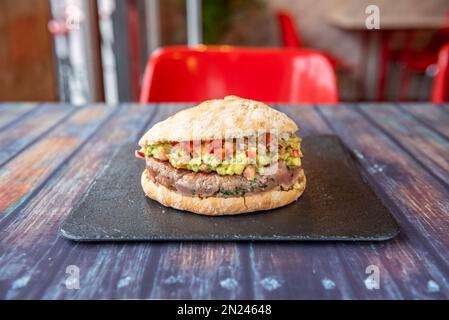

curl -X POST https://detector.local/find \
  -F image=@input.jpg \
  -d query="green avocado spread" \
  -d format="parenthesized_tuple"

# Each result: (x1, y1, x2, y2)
(142, 134, 302, 175)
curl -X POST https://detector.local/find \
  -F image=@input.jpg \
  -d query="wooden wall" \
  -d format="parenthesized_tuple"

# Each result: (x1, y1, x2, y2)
(0, 0, 57, 102)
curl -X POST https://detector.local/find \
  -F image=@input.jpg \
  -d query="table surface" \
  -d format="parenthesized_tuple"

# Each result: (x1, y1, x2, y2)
(0, 103, 448, 300)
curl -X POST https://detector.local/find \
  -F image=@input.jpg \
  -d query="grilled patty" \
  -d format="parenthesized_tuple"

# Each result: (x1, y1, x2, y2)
(145, 157, 303, 198)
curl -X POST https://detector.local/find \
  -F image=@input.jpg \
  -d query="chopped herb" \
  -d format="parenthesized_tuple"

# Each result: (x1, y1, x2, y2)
(234, 187, 245, 195)
(218, 188, 233, 196)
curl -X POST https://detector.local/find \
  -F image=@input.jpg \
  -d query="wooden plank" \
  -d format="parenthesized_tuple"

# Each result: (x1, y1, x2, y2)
(0, 104, 246, 299)
(147, 242, 247, 299)
(251, 105, 449, 299)
(0, 104, 77, 167)
(2, 103, 448, 299)
(400, 104, 449, 140)
(2, 104, 245, 299)
(276, 105, 334, 137)
(249, 243, 362, 299)
(0, 105, 116, 216)
(140, 105, 248, 300)
(0, 103, 156, 299)
(358, 104, 449, 187)
(0, 103, 37, 129)
(441, 105, 449, 114)
(249, 106, 420, 299)
(317, 105, 449, 298)
(247, 106, 362, 299)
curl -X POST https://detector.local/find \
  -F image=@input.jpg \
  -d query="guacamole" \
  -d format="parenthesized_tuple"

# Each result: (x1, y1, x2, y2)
(142, 134, 302, 175)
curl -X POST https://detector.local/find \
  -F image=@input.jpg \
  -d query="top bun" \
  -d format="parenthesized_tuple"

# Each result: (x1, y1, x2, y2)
(139, 96, 298, 147)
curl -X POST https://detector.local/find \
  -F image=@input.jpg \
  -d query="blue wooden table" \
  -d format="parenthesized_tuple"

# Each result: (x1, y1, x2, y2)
(0, 103, 448, 299)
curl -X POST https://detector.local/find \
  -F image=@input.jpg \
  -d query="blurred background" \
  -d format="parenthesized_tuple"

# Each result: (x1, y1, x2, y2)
(1, 0, 448, 104)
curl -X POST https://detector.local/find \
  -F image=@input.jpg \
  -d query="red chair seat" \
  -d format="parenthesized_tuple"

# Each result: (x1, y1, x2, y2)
(140, 46, 338, 104)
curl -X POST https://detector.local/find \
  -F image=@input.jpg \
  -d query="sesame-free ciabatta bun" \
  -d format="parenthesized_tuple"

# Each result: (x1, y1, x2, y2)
(141, 169, 306, 216)
(139, 95, 298, 147)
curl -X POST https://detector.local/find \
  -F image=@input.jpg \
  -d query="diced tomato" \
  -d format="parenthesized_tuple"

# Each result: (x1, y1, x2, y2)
(214, 148, 225, 161)
(266, 133, 271, 144)
(225, 144, 234, 156)
(243, 165, 256, 180)
(171, 141, 178, 147)
(246, 150, 256, 160)
(135, 150, 145, 159)
(212, 139, 223, 149)
(212, 139, 223, 154)
(203, 140, 214, 154)
(181, 141, 193, 153)
(292, 149, 300, 157)
(204, 139, 224, 154)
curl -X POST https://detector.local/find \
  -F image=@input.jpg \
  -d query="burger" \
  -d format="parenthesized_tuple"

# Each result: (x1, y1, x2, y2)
(136, 96, 306, 216)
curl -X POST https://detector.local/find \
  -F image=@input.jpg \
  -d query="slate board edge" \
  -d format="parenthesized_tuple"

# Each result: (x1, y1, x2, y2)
(59, 225, 399, 242)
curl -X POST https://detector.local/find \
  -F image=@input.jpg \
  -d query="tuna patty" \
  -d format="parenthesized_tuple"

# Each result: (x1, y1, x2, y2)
(145, 157, 303, 198)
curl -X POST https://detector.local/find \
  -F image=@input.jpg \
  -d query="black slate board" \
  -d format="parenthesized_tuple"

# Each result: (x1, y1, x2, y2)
(60, 135, 399, 241)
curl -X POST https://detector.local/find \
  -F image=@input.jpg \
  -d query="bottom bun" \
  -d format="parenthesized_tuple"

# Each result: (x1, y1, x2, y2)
(141, 169, 306, 216)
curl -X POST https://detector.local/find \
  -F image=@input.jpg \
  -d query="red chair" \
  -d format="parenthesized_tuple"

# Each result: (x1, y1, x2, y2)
(432, 42, 449, 103)
(140, 46, 338, 104)
(397, 11, 449, 100)
(276, 11, 351, 71)
(277, 11, 302, 48)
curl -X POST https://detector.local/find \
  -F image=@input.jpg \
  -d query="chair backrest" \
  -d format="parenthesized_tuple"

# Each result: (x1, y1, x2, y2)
(277, 11, 302, 48)
(432, 42, 449, 103)
(429, 10, 449, 50)
(140, 46, 338, 104)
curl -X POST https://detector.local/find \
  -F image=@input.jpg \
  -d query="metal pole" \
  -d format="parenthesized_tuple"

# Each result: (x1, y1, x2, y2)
(111, 0, 132, 102)
(49, 0, 98, 104)
(97, 0, 119, 104)
(145, 0, 160, 54)
(186, 0, 202, 46)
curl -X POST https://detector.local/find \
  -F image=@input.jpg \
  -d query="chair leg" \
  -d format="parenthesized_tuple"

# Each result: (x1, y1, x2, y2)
(377, 31, 391, 101)
(398, 66, 411, 101)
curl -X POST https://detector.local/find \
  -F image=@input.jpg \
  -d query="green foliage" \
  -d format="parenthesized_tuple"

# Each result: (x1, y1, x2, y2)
(202, 0, 232, 44)
(202, 0, 263, 44)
